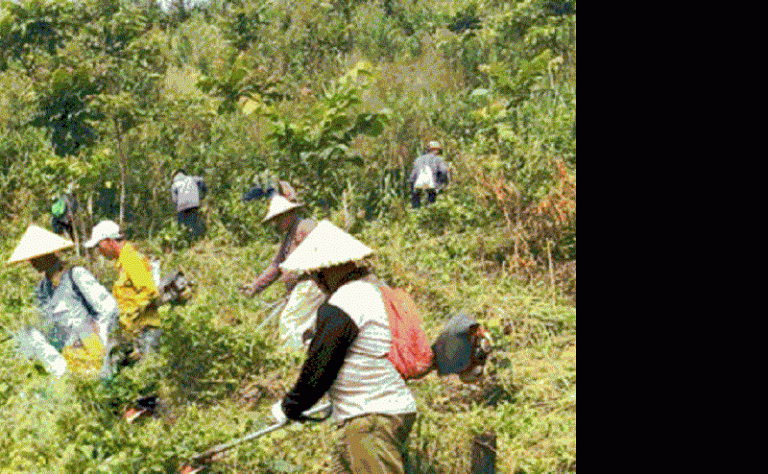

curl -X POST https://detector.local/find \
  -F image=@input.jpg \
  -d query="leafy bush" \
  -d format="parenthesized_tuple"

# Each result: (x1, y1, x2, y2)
(1, 1, 575, 471)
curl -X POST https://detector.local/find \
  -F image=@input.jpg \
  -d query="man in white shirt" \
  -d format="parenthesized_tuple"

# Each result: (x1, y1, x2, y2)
(409, 141, 449, 208)
(171, 169, 207, 239)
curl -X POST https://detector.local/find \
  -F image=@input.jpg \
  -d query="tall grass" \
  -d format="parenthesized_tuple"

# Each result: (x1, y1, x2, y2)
(1, 0, 575, 471)
(0, 210, 575, 473)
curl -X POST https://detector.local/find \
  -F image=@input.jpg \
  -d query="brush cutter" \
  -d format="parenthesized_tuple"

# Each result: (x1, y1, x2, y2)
(157, 270, 195, 306)
(432, 313, 494, 383)
(179, 401, 331, 473)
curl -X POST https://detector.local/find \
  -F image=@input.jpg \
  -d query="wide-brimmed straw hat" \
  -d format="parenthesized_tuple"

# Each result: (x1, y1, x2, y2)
(279, 220, 373, 273)
(7, 225, 74, 264)
(263, 195, 302, 223)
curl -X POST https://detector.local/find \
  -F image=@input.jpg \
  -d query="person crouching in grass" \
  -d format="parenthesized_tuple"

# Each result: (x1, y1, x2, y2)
(85, 220, 160, 365)
(7, 225, 119, 379)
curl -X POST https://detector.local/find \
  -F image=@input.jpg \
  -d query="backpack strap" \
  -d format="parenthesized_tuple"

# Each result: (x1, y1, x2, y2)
(69, 267, 97, 317)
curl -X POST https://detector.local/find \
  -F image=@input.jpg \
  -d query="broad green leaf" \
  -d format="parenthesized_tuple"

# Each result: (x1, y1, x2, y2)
(50, 69, 70, 93)
(239, 96, 261, 116)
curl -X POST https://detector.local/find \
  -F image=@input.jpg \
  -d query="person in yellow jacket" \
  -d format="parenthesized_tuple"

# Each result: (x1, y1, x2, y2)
(86, 220, 160, 363)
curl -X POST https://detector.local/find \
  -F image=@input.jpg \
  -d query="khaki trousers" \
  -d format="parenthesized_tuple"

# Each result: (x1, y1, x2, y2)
(331, 413, 416, 474)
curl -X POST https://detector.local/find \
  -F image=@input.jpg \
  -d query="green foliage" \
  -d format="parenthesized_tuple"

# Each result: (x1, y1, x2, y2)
(196, 54, 285, 113)
(31, 64, 101, 156)
(447, 3, 482, 35)
(214, 190, 271, 246)
(1, 1, 575, 471)
(224, 2, 269, 51)
(253, 61, 390, 208)
(0, 0, 79, 70)
(154, 219, 191, 251)
(0, 127, 57, 218)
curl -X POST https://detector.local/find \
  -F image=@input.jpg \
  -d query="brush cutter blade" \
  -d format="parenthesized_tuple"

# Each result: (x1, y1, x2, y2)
(433, 313, 480, 375)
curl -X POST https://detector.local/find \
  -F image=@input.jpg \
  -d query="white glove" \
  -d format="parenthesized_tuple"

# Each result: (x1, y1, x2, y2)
(271, 401, 288, 425)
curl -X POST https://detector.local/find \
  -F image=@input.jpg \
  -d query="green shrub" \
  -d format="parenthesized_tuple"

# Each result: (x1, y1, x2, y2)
(1, 1, 575, 471)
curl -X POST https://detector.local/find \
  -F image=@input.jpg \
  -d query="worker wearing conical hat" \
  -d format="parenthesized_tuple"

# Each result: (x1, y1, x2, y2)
(271, 220, 417, 474)
(7, 225, 119, 379)
(241, 195, 324, 350)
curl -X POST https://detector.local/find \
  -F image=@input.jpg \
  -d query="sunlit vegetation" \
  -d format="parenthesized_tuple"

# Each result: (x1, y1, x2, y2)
(1, 0, 575, 472)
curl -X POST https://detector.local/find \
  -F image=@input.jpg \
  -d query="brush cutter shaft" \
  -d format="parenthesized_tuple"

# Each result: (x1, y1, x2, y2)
(255, 297, 287, 332)
(192, 401, 331, 462)
(194, 421, 287, 461)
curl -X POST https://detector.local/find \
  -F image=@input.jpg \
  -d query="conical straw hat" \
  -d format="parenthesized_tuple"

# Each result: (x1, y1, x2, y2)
(7, 225, 74, 264)
(279, 220, 373, 273)
(263, 195, 302, 223)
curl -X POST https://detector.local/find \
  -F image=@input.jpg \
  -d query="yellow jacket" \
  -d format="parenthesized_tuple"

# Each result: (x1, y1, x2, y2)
(113, 243, 159, 336)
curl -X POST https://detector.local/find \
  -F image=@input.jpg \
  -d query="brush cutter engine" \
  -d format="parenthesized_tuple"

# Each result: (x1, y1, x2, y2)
(432, 313, 494, 383)
(158, 270, 194, 306)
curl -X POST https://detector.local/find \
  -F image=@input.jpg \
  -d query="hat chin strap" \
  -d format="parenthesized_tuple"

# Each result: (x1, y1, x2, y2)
(40, 257, 64, 279)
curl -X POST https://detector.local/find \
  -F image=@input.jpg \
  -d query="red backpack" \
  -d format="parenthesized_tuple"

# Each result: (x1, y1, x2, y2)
(379, 285, 434, 380)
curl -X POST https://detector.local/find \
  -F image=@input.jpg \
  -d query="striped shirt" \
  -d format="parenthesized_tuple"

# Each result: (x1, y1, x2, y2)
(327, 280, 416, 422)
(282, 279, 416, 423)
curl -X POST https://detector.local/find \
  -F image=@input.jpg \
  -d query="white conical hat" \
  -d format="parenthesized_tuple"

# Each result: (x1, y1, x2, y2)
(280, 220, 373, 273)
(7, 225, 74, 264)
(263, 195, 302, 223)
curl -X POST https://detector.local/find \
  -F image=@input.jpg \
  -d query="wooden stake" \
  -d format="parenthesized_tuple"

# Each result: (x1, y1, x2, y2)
(548, 239, 555, 287)
(471, 431, 496, 474)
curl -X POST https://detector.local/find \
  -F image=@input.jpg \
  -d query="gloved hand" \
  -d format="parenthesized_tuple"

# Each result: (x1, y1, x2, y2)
(271, 401, 288, 425)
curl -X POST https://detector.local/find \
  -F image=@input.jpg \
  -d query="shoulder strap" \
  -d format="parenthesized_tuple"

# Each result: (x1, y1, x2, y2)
(69, 267, 97, 317)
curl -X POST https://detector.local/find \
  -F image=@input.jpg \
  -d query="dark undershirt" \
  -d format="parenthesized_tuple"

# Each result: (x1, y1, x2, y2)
(282, 303, 359, 420)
